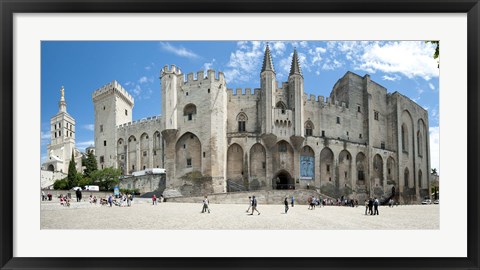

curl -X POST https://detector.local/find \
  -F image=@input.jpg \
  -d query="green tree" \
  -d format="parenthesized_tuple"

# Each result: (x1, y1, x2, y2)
(67, 151, 78, 189)
(53, 178, 68, 190)
(78, 176, 93, 188)
(82, 151, 98, 179)
(425, 41, 439, 67)
(90, 167, 122, 191)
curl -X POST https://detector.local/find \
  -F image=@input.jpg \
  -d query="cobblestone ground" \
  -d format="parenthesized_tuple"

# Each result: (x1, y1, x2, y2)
(41, 199, 439, 230)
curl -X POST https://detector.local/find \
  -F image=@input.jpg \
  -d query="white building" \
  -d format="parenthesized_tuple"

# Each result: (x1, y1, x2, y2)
(42, 86, 83, 174)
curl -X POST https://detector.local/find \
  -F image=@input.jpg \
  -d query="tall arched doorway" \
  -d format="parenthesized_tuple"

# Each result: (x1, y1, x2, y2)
(227, 143, 244, 183)
(175, 132, 202, 177)
(273, 170, 294, 190)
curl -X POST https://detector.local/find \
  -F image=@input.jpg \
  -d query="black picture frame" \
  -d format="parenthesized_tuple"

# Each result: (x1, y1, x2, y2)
(1, 1, 479, 269)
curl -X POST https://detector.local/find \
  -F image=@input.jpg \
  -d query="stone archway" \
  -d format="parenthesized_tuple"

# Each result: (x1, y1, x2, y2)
(273, 170, 294, 190)
(175, 132, 202, 178)
(227, 143, 244, 184)
(47, 164, 54, 172)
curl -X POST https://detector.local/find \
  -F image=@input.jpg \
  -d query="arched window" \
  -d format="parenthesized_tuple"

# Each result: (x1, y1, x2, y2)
(418, 170, 423, 188)
(276, 101, 287, 114)
(278, 141, 288, 152)
(401, 124, 408, 152)
(417, 131, 423, 157)
(183, 104, 197, 121)
(404, 167, 410, 188)
(237, 113, 247, 132)
(304, 120, 314, 136)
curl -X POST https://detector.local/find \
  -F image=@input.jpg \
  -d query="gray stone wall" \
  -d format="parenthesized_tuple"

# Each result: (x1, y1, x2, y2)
(119, 174, 166, 195)
(93, 81, 133, 170)
(92, 57, 429, 204)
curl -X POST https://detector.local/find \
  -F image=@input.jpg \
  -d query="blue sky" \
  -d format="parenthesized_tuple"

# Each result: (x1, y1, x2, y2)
(41, 41, 439, 171)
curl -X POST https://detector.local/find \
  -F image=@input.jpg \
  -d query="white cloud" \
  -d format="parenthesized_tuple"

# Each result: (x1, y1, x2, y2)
(322, 59, 342, 71)
(76, 141, 95, 152)
(132, 85, 142, 96)
(292, 41, 309, 48)
(144, 62, 155, 71)
(271, 41, 286, 56)
(41, 131, 50, 140)
(203, 59, 215, 71)
(160, 42, 199, 59)
(224, 41, 265, 84)
(138, 76, 153, 84)
(382, 74, 401, 81)
(309, 47, 326, 65)
(278, 56, 291, 79)
(223, 68, 249, 83)
(429, 83, 435, 90)
(83, 124, 94, 131)
(357, 41, 439, 80)
(322, 41, 438, 81)
(429, 126, 440, 173)
(138, 76, 148, 84)
(227, 42, 263, 73)
(430, 107, 439, 123)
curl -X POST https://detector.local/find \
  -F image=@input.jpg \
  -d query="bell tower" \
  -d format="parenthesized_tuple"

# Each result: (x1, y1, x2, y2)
(43, 86, 79, 173)
(260, 44, 276, 134)
(288, 49, 305, 136)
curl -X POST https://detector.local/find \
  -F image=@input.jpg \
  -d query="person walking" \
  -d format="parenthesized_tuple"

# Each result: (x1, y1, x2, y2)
(368, 198, 374, 215)
(307, 196, 313, 210)
(250, 195, 260, 215)
(364, 199, 368, 215)
(108, 195, 113, 207)
(126, 194, 131, 207)
(75, 188, 82, 202)
(201, 196, 210, 213)
(246, 196, 252, 213)
(152, 194, 157, 205)
(284, 197, 289, 214)
(291, 196, 295, 207)
(373, 197, 379, 215)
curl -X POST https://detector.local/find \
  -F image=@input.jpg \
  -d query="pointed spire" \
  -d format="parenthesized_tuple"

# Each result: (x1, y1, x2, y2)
(289, 48, 302, 76)
(60, 86, 65, 100)
(261, 43, 275, 73)
(59, 85, 67, 113)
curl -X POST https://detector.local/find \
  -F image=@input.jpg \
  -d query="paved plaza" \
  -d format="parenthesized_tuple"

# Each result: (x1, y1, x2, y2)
(41, 199, 439, 230)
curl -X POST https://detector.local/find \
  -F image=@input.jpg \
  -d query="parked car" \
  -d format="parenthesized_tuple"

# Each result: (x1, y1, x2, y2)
(433, 199, 439, 204)
(84, 185, 99, 191)
(71, 186, 82, 191)
(421, 199, 432, 204)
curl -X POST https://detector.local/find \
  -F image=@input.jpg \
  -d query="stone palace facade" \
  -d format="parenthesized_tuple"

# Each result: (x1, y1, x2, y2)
(92, 45, 430, 203)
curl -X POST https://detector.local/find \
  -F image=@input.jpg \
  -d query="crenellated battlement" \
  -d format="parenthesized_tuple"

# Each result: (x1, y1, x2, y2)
(116, 115, 162, 129)
(301, 92, 351, 111)
(92, 80, 134, 105)
(227, 87, 261, 97)
(182, 69, 225, 84)
(161, 64, 183, 77)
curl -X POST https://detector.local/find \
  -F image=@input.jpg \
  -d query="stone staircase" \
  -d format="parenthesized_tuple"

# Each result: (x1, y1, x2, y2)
(226, 179, 247, 192)
(166, 188, 334, 205)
